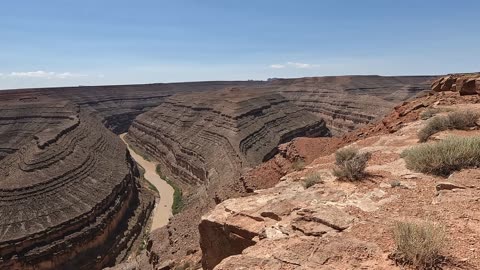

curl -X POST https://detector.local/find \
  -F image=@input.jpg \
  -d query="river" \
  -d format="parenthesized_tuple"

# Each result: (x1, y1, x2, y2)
(120, 133, 174, 231)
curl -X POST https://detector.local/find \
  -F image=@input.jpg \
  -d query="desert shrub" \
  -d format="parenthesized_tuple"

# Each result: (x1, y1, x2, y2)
(390, 179, 401, 188)
(403, 136, 480, 176)
(446, 111, 478, 129)
(418, 111, 478, 142)
(335, 147, 358, 164)
(303, 172, 322, 188)
(333, 148, 370, 181)
(392, 221, 445, 269)
(292, 158, 306, 171)
(419, 108, 441, 120)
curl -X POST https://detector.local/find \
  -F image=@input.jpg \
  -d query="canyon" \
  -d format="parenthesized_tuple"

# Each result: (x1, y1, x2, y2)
(0, 75, 434, 269)
(0, 95, 154, 269)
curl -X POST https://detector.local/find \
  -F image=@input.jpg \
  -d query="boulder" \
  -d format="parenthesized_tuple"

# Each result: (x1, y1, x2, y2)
(459, 78, 478, 95)
(440, 76, 455, 91)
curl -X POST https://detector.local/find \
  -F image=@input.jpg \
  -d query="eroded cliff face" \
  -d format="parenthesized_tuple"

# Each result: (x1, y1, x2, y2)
(0, 95, 154, 269)
(125, 87, 331, 267)
(275, 75, 433, 135)
(2, 81, 265, 134)
(128, 87, 330, 191)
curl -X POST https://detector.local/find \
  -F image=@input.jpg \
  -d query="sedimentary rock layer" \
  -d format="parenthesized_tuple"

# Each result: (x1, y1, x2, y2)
(128, 87, 330, 192)
(274, 75, 433, 134)
(0, 96, 154, 269)
(1, 81, 264, 134)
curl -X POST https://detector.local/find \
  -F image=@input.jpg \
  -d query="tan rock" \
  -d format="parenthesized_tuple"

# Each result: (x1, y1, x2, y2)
(436, 181, 466, 191)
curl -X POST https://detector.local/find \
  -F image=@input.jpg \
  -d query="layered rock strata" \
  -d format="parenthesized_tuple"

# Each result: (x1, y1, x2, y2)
(274, 75, 433, 134)
(128, 87, 330, 193)
(0, 96, 154, 269)
(126, 87, 331, 267)
(1, 81, 264, 134)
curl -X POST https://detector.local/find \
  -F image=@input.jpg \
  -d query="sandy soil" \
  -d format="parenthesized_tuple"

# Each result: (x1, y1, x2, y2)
(120, 133, 174, 231)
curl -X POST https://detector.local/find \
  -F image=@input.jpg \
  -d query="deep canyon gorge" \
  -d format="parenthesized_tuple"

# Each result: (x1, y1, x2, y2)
(0, 75, 435, 269)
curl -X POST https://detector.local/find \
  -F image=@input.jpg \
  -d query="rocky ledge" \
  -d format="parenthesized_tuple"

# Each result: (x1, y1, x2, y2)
(0, 95, 154, 269)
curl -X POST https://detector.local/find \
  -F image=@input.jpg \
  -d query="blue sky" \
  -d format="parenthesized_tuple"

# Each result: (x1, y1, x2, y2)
(1, 0, 479, 89)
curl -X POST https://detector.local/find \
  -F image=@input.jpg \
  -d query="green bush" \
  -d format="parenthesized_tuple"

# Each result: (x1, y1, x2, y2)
(333, 148, 370, 181)
(392, 221, 445, 269)
(303, 172, 322, 188)
(418, 111, 478, 142)
(403, 136, 480, 176)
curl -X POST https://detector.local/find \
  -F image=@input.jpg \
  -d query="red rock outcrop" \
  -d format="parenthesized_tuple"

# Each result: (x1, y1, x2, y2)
(431, 73, 480, 95)
(0, 95, 154, 269)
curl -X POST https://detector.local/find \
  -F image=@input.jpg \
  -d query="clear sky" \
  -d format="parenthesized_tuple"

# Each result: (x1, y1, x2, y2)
(1, 0, 479, 89)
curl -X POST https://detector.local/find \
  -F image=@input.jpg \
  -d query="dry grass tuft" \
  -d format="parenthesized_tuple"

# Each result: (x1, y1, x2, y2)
(392, 221, 445, 269)
(302, 172, 322, 188)
(333, 148, 370, 181)
(419, 108, 441, 120)
(418, 111, 478, 142)
(402, 136, 480, 176)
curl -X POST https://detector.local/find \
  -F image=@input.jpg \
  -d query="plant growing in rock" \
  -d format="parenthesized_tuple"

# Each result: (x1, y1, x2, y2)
(302, 172, 323, 188)
(292, 158, 306, 171)
(333, 147, 370, 181)
(392, 221, 445, 269)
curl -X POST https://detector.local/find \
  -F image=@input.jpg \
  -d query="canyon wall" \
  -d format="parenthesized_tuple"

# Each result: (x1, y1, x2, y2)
(127, 87, 330, 192)
(275, 75, 433, 134)
(0, 95, 154, 269)
(125, 87, 331, 267)
(1, 81, 264, 134)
